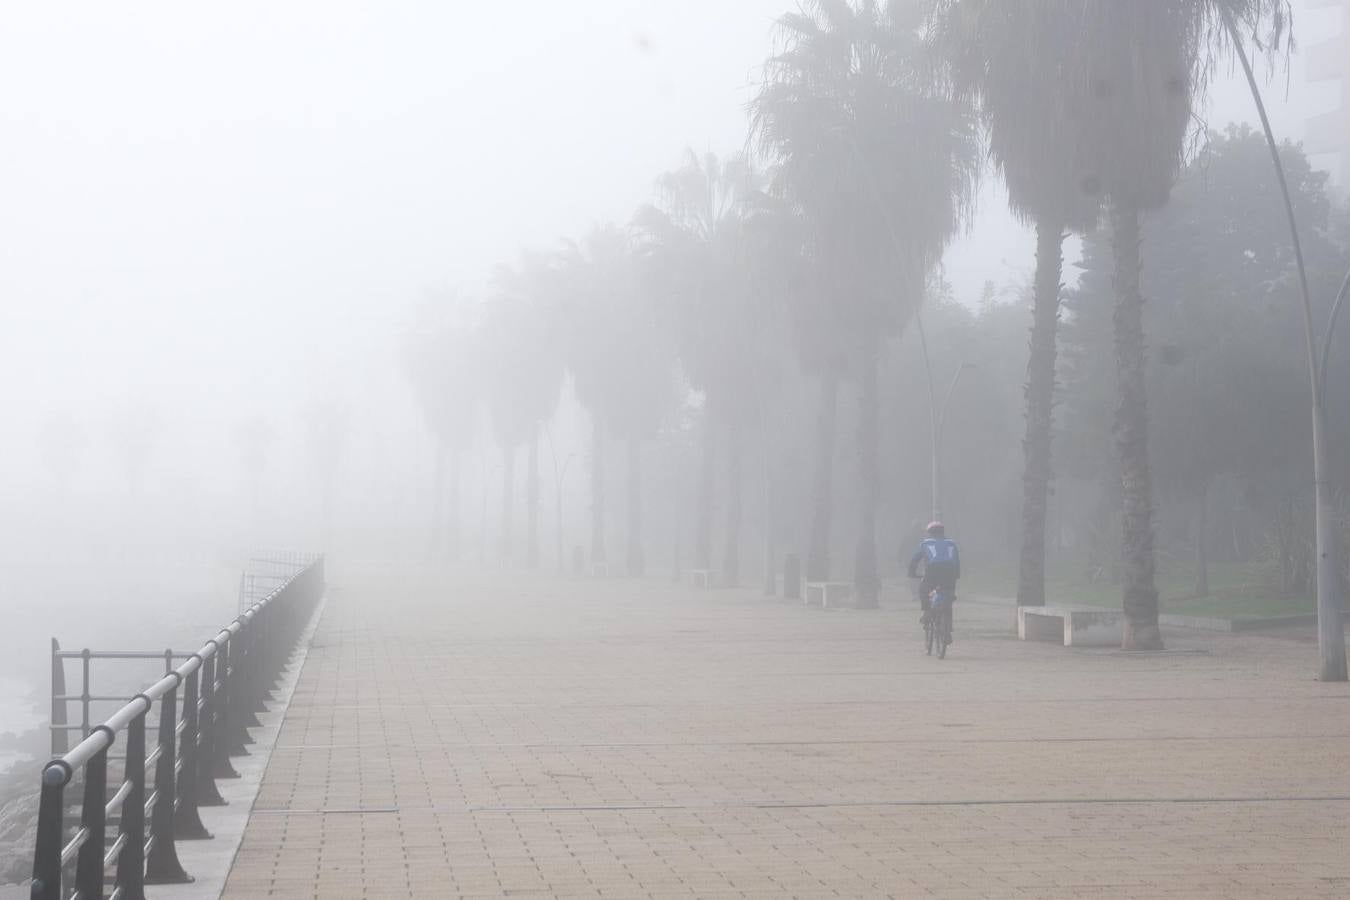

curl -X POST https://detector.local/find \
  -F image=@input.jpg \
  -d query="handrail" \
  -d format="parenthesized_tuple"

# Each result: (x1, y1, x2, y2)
(30, 555, 325, 900)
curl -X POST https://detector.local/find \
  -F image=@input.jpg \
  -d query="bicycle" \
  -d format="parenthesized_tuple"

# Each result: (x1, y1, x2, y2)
(924, 587, 953, 659)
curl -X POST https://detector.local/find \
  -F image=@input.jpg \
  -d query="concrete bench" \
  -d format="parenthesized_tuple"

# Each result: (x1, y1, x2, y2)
(689, 569, 714, 590)
(1018, 605, 1123, 647)
(805, 581, 853, 609)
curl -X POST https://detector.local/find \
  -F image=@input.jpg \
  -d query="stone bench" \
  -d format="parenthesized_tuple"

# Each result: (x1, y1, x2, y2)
(1018, 605, 1123, 648)
(689, 569, 714, 590)
(805, 581, 853, 609)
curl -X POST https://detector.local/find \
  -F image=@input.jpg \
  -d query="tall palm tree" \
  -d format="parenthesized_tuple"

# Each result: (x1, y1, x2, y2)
(485, 252, 566, 567)
(753, 0, 978, 607)
(560, 226, 677, 576)
(1063, 0, 1290, 649)
(936, 0, 1103, 609)
(404, 304, 480, 560)
(636, 150, 764, 586)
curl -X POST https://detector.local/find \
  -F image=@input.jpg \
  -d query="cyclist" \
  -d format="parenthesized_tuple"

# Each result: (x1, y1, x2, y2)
(906, 521, 961, 629)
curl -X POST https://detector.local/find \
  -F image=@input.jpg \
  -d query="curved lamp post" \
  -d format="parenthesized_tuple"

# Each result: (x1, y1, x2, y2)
(1223, 10, 1348, 681)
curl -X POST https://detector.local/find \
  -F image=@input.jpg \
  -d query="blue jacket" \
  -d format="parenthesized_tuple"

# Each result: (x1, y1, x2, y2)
(908, 538, 961, 579)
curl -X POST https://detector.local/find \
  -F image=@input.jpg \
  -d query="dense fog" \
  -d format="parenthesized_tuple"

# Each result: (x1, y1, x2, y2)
(2, 0, 1350, 886)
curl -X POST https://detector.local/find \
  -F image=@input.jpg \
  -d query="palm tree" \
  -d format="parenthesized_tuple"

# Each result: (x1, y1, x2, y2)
(636, 150, 764, 586)
(560, 226, 677, 576)
(486, 253, 566, 567)
(753, 0, 978, 607)
(404, 302, 480, 560)
(1061, 0, 1290, 649)
(936, 0, 1103, 609)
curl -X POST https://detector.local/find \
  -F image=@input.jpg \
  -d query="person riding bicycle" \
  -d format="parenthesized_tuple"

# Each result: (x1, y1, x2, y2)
(907, 521, 960, 626)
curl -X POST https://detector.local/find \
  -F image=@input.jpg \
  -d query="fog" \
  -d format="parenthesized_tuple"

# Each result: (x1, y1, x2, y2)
(2, 0, 1350, 881)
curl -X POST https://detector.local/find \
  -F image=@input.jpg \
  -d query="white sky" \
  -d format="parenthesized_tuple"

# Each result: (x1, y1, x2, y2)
(0, 0, 1343, 490)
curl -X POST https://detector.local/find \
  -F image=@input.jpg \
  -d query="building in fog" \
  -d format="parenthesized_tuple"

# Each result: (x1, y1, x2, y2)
(1306, 0, 1350, 186)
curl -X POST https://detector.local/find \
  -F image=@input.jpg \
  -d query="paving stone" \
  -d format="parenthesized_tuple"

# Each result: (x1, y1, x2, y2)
(223, 571, 1350, 898)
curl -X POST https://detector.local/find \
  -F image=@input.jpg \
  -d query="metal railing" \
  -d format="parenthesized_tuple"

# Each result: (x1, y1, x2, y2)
(29, 556, 325, 900)
(49, 644, 192, 758)
(238, 552, 320, 613)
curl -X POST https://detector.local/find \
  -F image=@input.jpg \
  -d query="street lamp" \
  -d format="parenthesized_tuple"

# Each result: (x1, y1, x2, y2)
(1224, 9, 1348, 681)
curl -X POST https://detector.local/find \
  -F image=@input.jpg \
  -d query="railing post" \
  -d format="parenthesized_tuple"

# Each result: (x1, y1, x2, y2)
(80, 648, 92, 744)
(244, 608, 269, 716)
(228, 624, 259, 744)
(175, 665, 215, 835)
(116, 707, 148, 900)
(50, 639, 67, 756)
(74, 734, 110, 899)
(146, 676, 192, 882)
(196, 654, 229, 807)
(237, 615, 264, 728)
(30, 764, 68, 900)
(212, 641, 242, 778)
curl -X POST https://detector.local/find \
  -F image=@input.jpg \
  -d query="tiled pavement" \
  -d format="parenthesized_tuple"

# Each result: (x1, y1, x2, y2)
(222, 570, 1350, 898)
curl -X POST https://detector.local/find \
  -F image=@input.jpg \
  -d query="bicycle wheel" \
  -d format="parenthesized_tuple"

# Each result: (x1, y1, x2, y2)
(936, 606, 951, 659)
(924, 613, 934, 656)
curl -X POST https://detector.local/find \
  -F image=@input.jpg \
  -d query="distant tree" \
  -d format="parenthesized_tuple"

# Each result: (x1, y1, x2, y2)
(753, 0, 978, 605)
(559, 226, 678, 576)
(404, 304, 480, 559)
(636, 150, 766, 585)
(485, 252, 566, 567)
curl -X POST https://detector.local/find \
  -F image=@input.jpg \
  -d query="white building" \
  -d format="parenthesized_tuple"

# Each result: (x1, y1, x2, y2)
(1306, 0, 1350, 186)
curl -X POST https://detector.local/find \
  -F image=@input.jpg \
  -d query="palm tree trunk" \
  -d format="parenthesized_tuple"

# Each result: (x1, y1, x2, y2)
(722, 421, 743, 587)
(696, 412, 716, 571)
(527, 433, 540, 569)
(627, 437, 644, 577)
(590, 413, 606, 567)
(501, 444, 516, 563)
(1111, 203, 1163, 650)
(807, 373, 839, 582)
(854, 348, 880, 609)
(1017, 219, 1065, 608)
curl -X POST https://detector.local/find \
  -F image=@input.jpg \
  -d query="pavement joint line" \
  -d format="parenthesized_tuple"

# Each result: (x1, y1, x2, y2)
(267, 733, 1350, 751)
(246, 795, 1350, 816)
(304, 695, 1350, 709)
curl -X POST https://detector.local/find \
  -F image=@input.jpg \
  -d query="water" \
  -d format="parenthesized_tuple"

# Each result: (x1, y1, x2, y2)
(0, 558, 243, 764)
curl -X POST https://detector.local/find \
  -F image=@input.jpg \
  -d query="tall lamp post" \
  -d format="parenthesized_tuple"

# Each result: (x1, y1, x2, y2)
(1223, 10, 1348, 681)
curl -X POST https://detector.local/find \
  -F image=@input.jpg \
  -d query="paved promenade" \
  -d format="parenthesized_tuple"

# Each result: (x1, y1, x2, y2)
(223, 571, 1350, 898)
